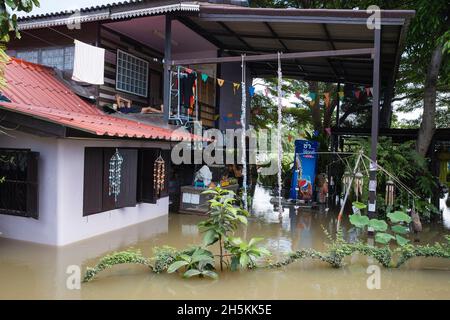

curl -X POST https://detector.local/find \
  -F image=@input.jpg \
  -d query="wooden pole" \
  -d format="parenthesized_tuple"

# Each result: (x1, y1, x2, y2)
(163, 15, 172, 122)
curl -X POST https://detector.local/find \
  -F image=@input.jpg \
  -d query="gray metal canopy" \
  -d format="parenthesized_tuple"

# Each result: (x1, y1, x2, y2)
(179, 4, 415, 86)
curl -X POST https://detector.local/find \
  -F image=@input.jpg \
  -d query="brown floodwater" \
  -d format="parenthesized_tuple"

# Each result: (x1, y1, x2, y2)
(1, 186, 449, 300)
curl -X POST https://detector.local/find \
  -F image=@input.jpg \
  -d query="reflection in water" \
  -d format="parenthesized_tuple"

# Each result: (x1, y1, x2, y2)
(0, 185, 449, 300)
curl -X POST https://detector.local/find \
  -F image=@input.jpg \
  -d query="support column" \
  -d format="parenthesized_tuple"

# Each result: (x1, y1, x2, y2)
(368, 28, 381, 223)
(163, 15, 172, 123)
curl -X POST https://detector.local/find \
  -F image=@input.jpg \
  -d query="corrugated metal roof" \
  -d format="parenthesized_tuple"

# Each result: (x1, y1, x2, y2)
(0, 58, 196, 141)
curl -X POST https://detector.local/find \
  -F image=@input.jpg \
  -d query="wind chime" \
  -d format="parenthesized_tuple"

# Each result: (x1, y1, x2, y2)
(342, 171, 352, 195)
(153, 154, 166, 198)
(385, 180, 395, 207)
(109, 148, 123, 202)
(354, 172, 364, 201)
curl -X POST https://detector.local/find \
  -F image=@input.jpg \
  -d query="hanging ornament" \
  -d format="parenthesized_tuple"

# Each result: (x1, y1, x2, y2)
(354, 172, 364, 201)
(201, 73, 209, 82)
(249, 86, 256, 97)
(385, 180, 395, 207)
(365, 87, 371, 96)
(153, 154, 166, 198)
(109, 148, 123, 202)
(217, 78, 225, 87)
(342, 171, 352, 195)
(233, 82, 240, 95)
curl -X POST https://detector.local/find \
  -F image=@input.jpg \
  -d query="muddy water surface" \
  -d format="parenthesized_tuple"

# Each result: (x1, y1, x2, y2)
(1, 187, 449, 299)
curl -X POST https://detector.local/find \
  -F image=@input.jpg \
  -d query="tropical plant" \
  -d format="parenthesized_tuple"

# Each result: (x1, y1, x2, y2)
(349, 209, 412, 246)
(83, 249, 151, 282)
(225, 237, 271, 270)
(198, 187, 249, 270)
(167, 246, 218, 279)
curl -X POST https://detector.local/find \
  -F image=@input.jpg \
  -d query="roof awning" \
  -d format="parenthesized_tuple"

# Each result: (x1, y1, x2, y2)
(178, 4, 415, 86)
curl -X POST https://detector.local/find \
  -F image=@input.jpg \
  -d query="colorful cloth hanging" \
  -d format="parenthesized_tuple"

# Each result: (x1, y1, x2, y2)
(249, 86, 255, 97)
(153, 155, 166, 198)
(324, 92, 330, 108)
(108, 148, 123, 202)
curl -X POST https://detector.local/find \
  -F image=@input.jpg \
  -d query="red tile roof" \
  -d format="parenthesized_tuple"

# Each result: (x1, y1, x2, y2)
(0, 58, 196, 141)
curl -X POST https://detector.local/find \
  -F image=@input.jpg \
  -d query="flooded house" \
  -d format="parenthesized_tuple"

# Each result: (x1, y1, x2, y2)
(0, 0, 415, 247)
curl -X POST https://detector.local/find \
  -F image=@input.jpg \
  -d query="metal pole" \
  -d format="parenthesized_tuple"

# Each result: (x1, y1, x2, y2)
(337, 151, 363, 229)
(163, 15, 172, 123)
(368, 27, 381, 225)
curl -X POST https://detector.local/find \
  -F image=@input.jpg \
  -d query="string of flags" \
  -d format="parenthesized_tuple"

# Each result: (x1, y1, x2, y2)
(177, 66, 373, 108)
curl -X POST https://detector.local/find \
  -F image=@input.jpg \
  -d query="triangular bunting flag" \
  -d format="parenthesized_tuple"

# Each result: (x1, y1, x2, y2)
(338, 91, 345, 100)
(325, 128, 332, 136)
(233, 82, 241, 95)
(217, 78, 225, 87)
(369, 87, 373, 95)
(249, 86, 255, 97)
(214, 114, 220, 120)
(201, 73, 208, 82)
(308, 92, 317, 101)
(264, 88, 269, 96)
(355, 89, 361, 99)
(235, 120, 241, 125)
(185, 68, 193, 74)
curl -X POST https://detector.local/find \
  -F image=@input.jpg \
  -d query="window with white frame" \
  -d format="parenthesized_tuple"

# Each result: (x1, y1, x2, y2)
(15, 46, 75, 70)
(116, 50, 149, 97)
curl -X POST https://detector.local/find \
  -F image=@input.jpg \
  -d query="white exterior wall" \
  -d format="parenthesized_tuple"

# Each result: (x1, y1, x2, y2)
(0, 131, 171, 246)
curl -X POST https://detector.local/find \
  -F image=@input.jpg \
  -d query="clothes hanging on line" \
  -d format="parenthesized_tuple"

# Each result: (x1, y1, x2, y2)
(72, 40, 105, 85)
(180, 72, 196, 108)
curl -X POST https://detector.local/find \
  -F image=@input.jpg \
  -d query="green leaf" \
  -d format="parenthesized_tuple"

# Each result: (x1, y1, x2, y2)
(368, 219, 388, 232)
(183, 269, 202, 278)
(391, 225, 410, 234)
(387, 211, 412, 224)
(352, 201, 367, 209)
(395, 234, 410, 247)
(237, 215, 248, 225)
(167, 260, 189, 273)
(201, 270, 219, 280)
(203, 229, 219, 246)
(228, 236, 242, 246)
(239, 253, 250, 268)
(248, 237, 264, 247)
(349, 214, 369, 228)
(375, 232, 395, 244)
